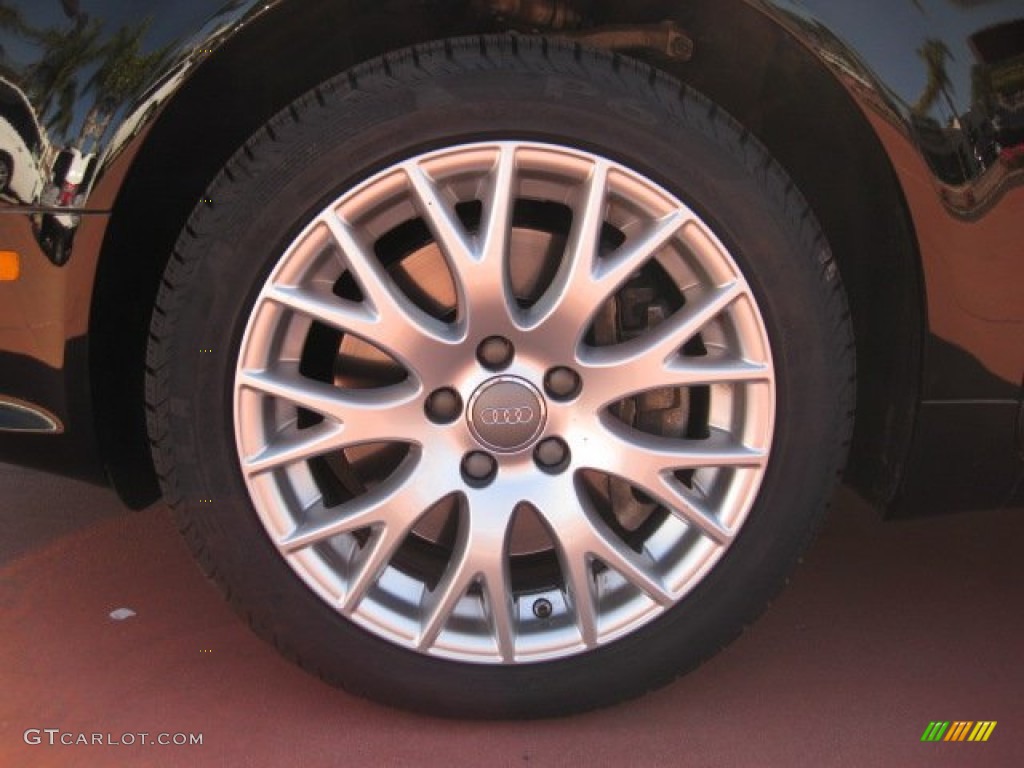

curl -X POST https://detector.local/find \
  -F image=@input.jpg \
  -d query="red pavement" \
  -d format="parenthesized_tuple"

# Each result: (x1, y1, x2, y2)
(1, 464, 1021, 767)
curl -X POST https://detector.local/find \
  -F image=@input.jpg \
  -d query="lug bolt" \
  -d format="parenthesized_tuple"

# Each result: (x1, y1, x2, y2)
(477, 336, 514, 370)
(534, 437, 569, 472)
(424, 387, 462, 424)
(532, 598, 553, 620)
(544, 366, 581, 400)
(461, 451, 497, 486)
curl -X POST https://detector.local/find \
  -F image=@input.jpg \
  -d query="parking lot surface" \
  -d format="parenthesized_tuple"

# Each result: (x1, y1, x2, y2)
(1, 463, 1021, 767)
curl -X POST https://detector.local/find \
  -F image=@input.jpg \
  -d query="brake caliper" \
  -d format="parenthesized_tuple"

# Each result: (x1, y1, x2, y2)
(592, 274, 692, 531)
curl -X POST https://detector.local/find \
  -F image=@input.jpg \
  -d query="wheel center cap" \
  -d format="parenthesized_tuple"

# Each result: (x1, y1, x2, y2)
(467, 376, 546, 453)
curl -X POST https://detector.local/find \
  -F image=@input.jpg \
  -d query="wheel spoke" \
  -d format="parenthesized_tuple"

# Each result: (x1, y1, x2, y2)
(478, 146, 516, 266)
(417, 551, 474, 654)
(263, 282, 448, 372)
(586, 422, 760, 545)
(602, 282, 744, 367)
(418, 504, 515, 660)
(315, 211, 458, 368)
(555, 496, 673, 608)
(647, 473, 734, 546)
(341, 523, 410, 612)
(565, 160, 610, 284)
(276, 457, 428, 553)
(596, 419, 767, 474)
(591, 209, 688, 301)
(580, 352, 770, 407)
(471, 145, 517, 321)
(405, 148, 519, 331)
(237, 365, 423, 446)
(483, 567, 516, 662)
(530, 479, 673, 642)
(594, 539, 674, 607)
(526, 179, 690, 346)
(404, 162, 475, 267)
(264, 283, 376, 338)
(661, 358, 770, 386)
(560, 550, 599, 647)
(280, 456, 464, 612)
(241, 420, 345, 476)
(524, 160, 609, 338)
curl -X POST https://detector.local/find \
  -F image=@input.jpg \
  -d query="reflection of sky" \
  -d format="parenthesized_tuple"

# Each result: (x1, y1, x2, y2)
(0, 0, 257, 145)
(3, 1, 212, 68)
(787, 0, 1024, 116)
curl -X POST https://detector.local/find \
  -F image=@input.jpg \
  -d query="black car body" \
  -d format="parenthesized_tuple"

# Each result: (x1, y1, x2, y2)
(0, 0, 1021, 716)
(1, 0, 1021, 513)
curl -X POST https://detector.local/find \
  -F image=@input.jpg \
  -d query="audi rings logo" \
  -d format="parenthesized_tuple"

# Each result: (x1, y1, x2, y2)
(468, 377, 546, 451)
(480, 406, 535, 426)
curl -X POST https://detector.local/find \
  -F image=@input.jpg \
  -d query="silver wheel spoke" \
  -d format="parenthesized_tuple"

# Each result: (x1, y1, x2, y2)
(278, 458, 453, 610)
(238, 366, 422, 446)
(478, 147, 517, 270)
(265, 283, 377, 339)
(405, 163, 475, 267)
(642, 472, 733, 546)
(524, 161, 609, 339)
(341, 523, 410, 612)
(586, 423, 763, 545)
(318, 211, 458, 369)
(418, 506, 516, 660)
(593, 210, 688, 292)
(596, 420, 767, 473)
(581, 353, 770, 405)
(277, 458, 440, 552)
(535, 482, 673, 619)
(575, 281, 749, 407)
(407, 149, 519, 330)
(528, 181, 689, 346)
(581, 522, 673, 607)
(263, 282, 452, 371)
(467, 146, 518, 325)
(242, 420, 345, 476)
(661, 358, 770, 386)
(561, 551, 600, 647)
(606, 282, 744, 368)
(514, 482, 597, 644)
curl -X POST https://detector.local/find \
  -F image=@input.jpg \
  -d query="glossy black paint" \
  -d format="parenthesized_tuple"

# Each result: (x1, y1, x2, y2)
(0, 0, 1021, 513)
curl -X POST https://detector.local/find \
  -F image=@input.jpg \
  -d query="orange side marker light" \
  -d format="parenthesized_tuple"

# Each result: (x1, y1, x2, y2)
(0, 251, 19, 281)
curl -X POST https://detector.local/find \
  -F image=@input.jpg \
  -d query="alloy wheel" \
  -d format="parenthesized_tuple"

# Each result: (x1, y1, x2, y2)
(232, 141, 775, 663)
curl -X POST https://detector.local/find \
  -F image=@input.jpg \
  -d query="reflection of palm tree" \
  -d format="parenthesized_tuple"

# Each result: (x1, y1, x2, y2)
(913, 38, 957, 118)
(0, 3, 32, 58)
(0, 3, 28, 34)
(25, 18, 102, 137)
(81, 19, 172, 146)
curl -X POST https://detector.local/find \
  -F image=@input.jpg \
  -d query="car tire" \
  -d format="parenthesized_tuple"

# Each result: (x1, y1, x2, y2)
(146, 35, 854, 718)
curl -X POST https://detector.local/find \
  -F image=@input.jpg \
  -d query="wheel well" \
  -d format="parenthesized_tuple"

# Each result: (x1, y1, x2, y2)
(91, 0, 921, 509)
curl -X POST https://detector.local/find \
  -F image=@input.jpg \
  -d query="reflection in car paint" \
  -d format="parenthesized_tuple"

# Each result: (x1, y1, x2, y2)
(0, 77, 48, 205)
(0, 2, 212, 264)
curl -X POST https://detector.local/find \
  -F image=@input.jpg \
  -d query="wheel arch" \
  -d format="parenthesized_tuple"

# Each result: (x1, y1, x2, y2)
(90, 0, 922, 510)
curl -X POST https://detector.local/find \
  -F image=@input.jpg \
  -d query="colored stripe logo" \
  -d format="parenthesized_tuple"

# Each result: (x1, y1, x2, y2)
(921, 721, 997, 742)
